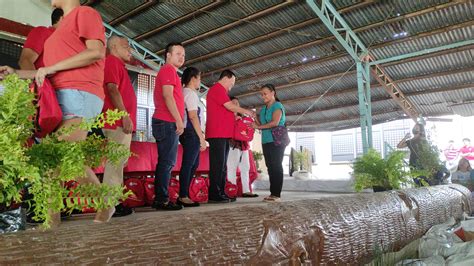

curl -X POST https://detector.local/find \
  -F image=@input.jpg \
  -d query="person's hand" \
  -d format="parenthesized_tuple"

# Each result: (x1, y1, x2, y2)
(252, 122, 260, 130)
(175, 120, 184, 135)
(199, 137, 207, 151)
(0, 66, 15, 80)
(243, 109, 256, 118)
(122, 115, 133, 134)
(35, 66, 56, 87)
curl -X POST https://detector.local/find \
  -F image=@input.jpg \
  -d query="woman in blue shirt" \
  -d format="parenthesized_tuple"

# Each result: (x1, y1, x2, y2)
(253, 84, 286, 202)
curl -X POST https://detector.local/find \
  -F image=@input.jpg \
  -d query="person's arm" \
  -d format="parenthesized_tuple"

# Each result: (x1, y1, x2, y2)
(256, 109, 282, 129)
(188, 110, 206, 150)
(163, 85, 184, 135)
(397, 133, 411, 148)
(18, 48, 39, 70)
(35, 39, 105, 86)
(0, 66, 37, 80)
(106, 83, 133, 134)
(223, 101, 254, 117)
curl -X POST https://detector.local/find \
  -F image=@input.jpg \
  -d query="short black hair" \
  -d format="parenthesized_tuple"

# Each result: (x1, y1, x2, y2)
(51, 8, 63, 25)
(164, 42, 183, 61)
(218, 69, 235, 80)
(463, 138, 471, 142)
(229, 96, 238, 101)
(181, 66, 200, 87)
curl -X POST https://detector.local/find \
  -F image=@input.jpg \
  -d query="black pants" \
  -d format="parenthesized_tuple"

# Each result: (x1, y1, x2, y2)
(263, 142, 285, 197)
(208, 138, 230, 200)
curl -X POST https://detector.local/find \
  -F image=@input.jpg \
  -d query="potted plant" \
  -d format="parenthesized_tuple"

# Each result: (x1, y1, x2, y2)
(291, 149, 312, 180)
(352, 149, 414, 192)
(0, 75, 131, 230)
(0, 75, 39, 233)
(252, 151, 263, 173)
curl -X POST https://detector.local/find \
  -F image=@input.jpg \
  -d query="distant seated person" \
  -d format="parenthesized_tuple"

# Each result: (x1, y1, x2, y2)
(451, 158, 474, 191)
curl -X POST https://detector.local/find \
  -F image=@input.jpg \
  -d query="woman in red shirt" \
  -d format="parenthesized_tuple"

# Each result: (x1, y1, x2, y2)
(1, 0, 108, 224)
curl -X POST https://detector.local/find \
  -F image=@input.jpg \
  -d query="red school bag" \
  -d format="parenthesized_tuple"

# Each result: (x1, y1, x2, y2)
(31, 78, 62, 138)
(233, 117, 255, 142)
(168, 177, 180, 203)
(189, 175, 209, 203)
(144, 178, 155, 206)
(123, 178, 146, 208)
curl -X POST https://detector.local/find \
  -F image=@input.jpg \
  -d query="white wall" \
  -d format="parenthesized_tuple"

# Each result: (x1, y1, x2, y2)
(0, 0, 51, 26)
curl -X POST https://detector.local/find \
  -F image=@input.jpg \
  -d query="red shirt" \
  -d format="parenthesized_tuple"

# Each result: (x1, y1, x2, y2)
(44, 6, 106, 99)
(205, 83, 234, 139)
(460, 145, 474, 160)
(23, 26, 55, 69)
(102, 54, 137, 131)
(152, 64, 184, 122)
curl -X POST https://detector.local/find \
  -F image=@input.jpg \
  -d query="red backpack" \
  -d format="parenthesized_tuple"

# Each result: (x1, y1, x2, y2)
(168, 178, 180, 203)
(123, 178, 146, 208)
(189, 176, 209, 203)
(144, 178, 155, 206)
(233, 117, 255, 142)
(31, 79, 62, 138)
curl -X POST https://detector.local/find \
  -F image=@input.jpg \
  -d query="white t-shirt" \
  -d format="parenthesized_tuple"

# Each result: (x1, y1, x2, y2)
(183, 87, 202, 129)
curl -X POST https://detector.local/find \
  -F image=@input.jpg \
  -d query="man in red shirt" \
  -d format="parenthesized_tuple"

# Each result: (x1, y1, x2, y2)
(101, 36, 137, 217)
(205, 70, 254, 203)
(460, 138, 474, 167)
(151, 42, 185, 211)
(19, 8, 63, 70)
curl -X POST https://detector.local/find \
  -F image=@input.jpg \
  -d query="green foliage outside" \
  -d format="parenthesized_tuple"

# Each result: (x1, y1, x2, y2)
(252, 151, 263, 172)
(0, 75, 131, 228)
(352, 149, 416, 192)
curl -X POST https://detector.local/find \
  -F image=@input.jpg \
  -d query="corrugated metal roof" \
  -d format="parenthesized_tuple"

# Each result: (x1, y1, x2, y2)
(89, 0, 474, 132)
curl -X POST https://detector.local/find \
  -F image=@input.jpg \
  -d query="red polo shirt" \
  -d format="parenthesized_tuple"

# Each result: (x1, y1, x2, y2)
(23, 26, 55, 69)
(152, 64, 184, 122)
(460, 145, 474, 160)
(205, 82, 234, 139)
(44, 6, 105, 99)
(102, 54, 137, 131)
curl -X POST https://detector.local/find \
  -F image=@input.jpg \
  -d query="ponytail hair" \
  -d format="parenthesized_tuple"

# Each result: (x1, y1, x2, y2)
(181, 66, 200, 87)
(262, 83, 280, 102)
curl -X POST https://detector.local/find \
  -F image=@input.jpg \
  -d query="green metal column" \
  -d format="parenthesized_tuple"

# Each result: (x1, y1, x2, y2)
(356, 62, 372, 153)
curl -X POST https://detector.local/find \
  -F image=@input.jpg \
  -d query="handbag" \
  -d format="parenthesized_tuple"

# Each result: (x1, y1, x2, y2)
(271, 126, 290, 147)
(264, 106, 290, 147)
(31, 79, 62, 138)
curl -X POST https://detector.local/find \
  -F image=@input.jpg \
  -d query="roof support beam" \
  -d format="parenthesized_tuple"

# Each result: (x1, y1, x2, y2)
(134, 1, 224, 42)
(202, 1, 463, 78)
(154, 1, 293, 55)
(185, 0, 373, 65)
(109, 0, 157, 26)
(285, 83, 474, 118)
(235, 20, 474, 85)
(370, 39, 474, 65)
(240, 46, 473, 105)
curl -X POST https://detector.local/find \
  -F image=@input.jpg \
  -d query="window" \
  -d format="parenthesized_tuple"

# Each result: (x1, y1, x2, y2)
(295, 132, 316, 163)
(331, 133, 354, 161)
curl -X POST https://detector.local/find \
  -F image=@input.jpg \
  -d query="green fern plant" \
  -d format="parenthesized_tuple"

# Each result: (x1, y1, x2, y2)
(352, 149, 415, 192)
(0, 75, 40, 208)
(1, 74, 131, 228)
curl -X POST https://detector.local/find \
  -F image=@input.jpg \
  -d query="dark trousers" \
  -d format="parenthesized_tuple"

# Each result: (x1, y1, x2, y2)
(262, 142, 286, 197)
(208, 138, 230, 200)
(152, 118, 179, 203)
(178, 128, 201, 198)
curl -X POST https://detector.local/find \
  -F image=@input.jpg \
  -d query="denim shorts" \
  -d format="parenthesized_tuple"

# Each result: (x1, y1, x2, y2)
(56, 89, 104, 120)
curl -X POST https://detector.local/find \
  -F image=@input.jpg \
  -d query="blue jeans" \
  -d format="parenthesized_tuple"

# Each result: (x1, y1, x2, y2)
(152, 118, 179, 204)
(178, 128, 201, 198)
